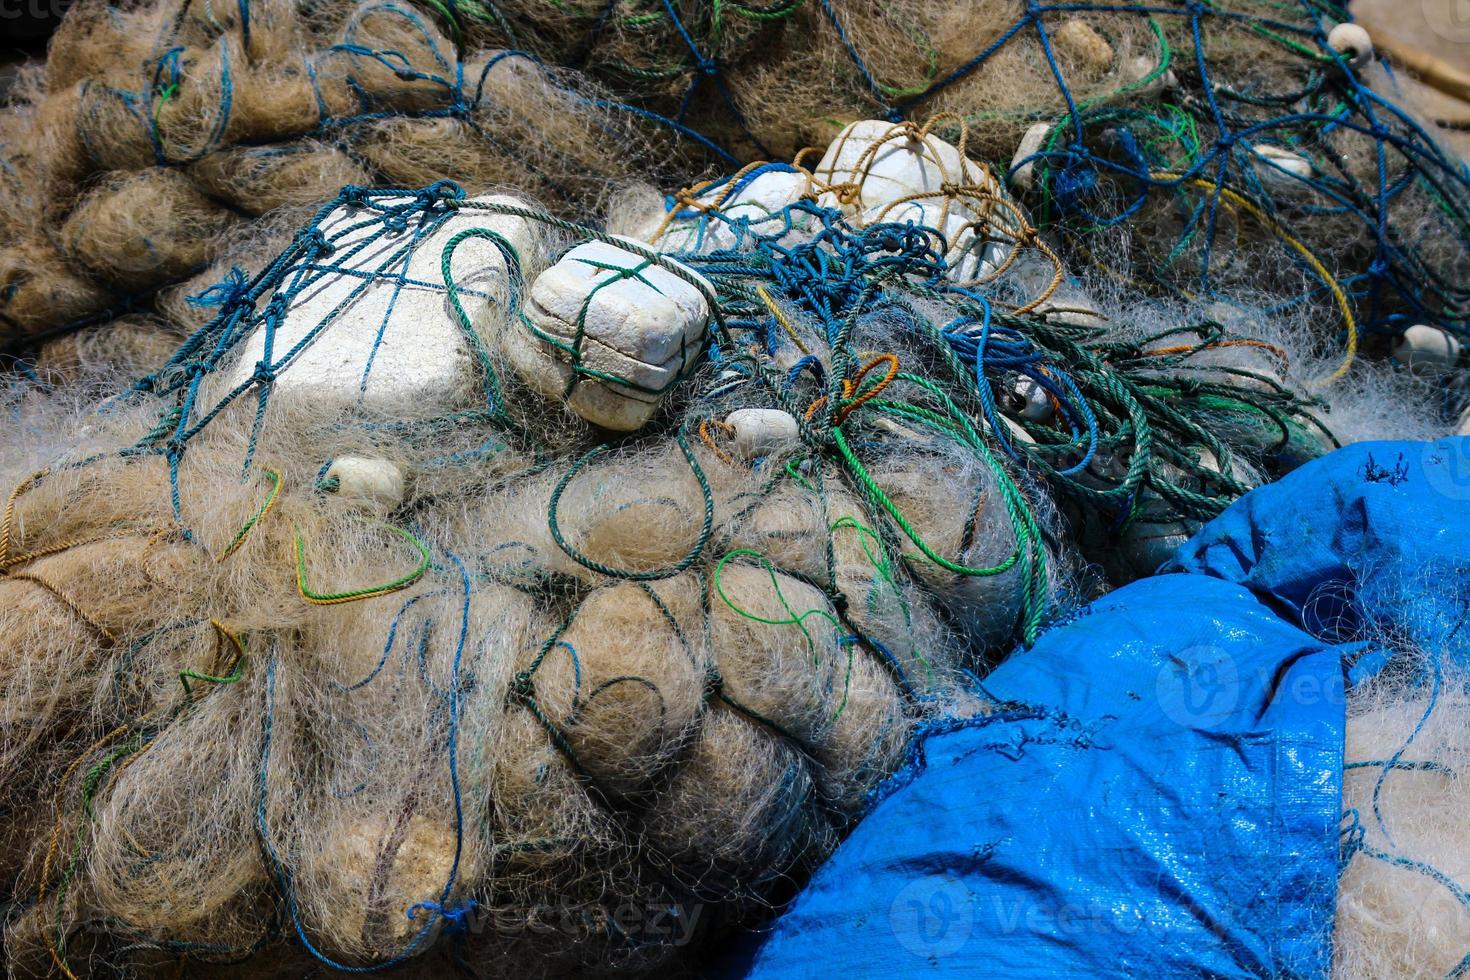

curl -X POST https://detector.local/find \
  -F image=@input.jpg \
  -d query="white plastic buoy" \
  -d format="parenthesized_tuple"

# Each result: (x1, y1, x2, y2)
(508, 239, 712, 431)
(1009, 122, 1053, 193)
(1011, 377, 1054, 422)
(1192, 447, 1259, 492)
(874, 416, 935, 445)
(725, 408, 801, 459)
(227, 194, 539, 417)
(1393, 324, 1462, 377)
(1253, 143, 1313, 184)
(999, 416, 1036, 446)
(324, 457, 407, 513)
(814, 119, 1001, 212)
(1327, 22, 1374, 70)
(814, 119, 1016, 282)
(1194, 448, 1227, 481)
(861, 199, 1009, 281)
(656, 168, 812, 254)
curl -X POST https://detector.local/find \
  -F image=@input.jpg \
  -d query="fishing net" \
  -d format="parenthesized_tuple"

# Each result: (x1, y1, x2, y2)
(3, 0, 1468, 411)
(452, 0, 1470, 368)
(0, 0, 1467, 974)
(0, 0, 684, 352)
(1338, 653, 1470, 977)
(0, 106, 1441, 970)
(1302, 557, 1470, 977)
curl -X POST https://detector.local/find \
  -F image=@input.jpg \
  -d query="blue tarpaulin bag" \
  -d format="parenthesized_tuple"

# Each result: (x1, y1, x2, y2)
(739, 438, 1470, 978)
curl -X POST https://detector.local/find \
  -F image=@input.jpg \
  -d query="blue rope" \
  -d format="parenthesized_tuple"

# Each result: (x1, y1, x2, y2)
(256, 552, 474, 973)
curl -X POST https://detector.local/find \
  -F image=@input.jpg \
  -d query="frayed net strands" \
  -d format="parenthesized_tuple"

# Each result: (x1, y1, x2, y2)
(0, 103, 1441, 972)
(0, 0, 687, 358)
(2, 0, 1468, 399)
(1287, 562, 1470, 978)
(449, 0, 1470, 384)
(0, 180, 954, 978)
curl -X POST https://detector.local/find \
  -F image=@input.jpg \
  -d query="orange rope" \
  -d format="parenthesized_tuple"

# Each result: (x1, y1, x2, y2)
(697, 418, 738, 465)
(806, 354, 901, 424)
(1140, 338, 1291, 370)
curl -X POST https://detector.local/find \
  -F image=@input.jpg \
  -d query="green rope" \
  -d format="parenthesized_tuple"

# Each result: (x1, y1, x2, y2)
(293, 524, 432, 604)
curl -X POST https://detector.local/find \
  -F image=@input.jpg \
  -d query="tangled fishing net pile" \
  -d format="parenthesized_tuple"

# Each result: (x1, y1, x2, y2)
(0, 0, 684, 363)
(3, 0, 1470, 391)
(0, 0, 1469, 976)
(0, 121, 1446, 976)
(475, 0, 1470, 355)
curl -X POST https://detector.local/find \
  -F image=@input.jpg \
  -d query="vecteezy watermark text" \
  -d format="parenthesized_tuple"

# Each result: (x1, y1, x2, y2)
(465, 899, 705, 946)
(0, 0, 73, 19)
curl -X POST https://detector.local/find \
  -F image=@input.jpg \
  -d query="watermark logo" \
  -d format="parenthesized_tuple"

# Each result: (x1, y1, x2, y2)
(443, 900, 704, 945)
(1423, 439, 1470, 501)
(889, 874, 973, 958)
(1422, 0, 1470, 44)
(0, 0, 73, 19)
(991, 895, 1148, 937)
(0, 0, 73, 40)
(1156, 643, 1240, 730)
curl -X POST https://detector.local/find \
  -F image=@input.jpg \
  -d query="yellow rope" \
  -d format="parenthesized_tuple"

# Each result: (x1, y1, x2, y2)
(217, 468, 283, 561)
(757, 284, 812, 356)
(1158, 172, 1357, 385)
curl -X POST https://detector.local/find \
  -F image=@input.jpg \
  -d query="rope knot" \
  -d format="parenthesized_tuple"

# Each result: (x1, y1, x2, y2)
(672, 184, 717, 216)
(252, 361, 277, 385)
(307, 229, 335, 255)
(406, 898, 478, 935)
(426, 180, 466, 201)
(262, 294, 288, 325)
(186, 267, 250, 309)
(509, 671, 536, 704)
(1054, 157, 1098, 206)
